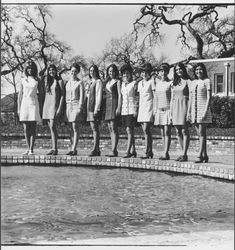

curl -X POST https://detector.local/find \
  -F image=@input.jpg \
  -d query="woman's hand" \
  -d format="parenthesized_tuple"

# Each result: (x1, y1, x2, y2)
(201, 110, 207, 121)
(116, 108, 121, 116)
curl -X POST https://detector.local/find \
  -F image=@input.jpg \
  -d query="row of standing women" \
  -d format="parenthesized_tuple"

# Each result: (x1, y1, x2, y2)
(18, 60, 212, 163)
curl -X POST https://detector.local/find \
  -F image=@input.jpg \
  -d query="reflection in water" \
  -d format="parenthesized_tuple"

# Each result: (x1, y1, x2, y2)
(1, 166, 234, 244)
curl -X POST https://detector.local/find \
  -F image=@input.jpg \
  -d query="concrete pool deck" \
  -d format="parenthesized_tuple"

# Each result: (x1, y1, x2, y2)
(1, 148, 234, 181)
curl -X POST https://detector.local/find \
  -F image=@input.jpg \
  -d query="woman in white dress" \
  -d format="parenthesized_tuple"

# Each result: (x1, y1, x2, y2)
(42, 64, 64, 155)
(120, 64, 138, 158)
(18, 60, 41, 155)
(137, 63, 155, 159)
(64, 63, 84, 155)
(154, 63, 172, 160)
(188, 63, 212, 163)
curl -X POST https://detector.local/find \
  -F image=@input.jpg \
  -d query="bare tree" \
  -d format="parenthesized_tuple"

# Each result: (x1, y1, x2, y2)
(134, 4, 231, 59)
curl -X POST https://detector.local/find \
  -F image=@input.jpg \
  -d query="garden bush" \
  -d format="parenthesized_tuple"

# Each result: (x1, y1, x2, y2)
(210, 96, 235, 128)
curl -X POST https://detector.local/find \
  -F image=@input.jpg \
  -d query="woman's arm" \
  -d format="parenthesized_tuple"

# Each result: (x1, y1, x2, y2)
(94, 79, 102, 114)
(202, 79, 211, 120)
(56, 80, 65, 116)
(116, 80, 122, 116)
(79, 81, 84, 110)
(17, 81, 23, 116)
(133, 81, 139, 117)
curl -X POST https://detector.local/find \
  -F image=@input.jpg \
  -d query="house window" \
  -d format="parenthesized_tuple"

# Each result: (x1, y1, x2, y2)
(230, 72, 235, 93)
(214, 73, 224, 93)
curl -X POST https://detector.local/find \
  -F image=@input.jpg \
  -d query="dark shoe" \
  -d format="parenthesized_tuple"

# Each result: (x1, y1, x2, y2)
(66, 151, 73, 155)
(141, 151, 153, 159)
(159, 153, 170, 160)
(89, 150, 101, 157)
(203, 155, 209, 163)
(70, 150, 77, 156)
(175, 155, 183, 161)
(106, 151, 118, 157)
(123, 153, 132, 158)
(194, 156, 203, 163)
(131, 151, 137, 158)
(178, 155, 188, 162)
(47, 149, 58, 155)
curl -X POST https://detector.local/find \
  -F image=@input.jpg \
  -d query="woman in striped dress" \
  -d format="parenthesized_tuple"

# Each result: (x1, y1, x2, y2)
(154, 63, 172, 160)
(188, 63, 212, 163)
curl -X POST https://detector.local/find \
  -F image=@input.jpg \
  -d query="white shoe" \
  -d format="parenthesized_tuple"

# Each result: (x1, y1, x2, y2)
(28, 151, 34, 155)
(22, 150, 29, 155)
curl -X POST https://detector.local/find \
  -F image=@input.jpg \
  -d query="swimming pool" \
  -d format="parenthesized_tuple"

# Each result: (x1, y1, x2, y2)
(1, 166, 234, 244)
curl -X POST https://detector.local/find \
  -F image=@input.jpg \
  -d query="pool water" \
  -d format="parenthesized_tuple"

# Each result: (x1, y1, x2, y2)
(1, 166, 234, 244)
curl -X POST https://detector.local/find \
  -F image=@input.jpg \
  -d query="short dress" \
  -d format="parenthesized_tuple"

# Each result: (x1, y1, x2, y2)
(64, 79, 84, 122)
(86, 79, 103, 122)
(104, 79, 120, 121)
(19, 77, 41, 122)
(154, 79, 172, 126)
(42, 80, 63, 120)
(137, 78, 155, 123)
(190, 78, 212, 124)
(121, 80, 138, 127)
(171, 79, 190, 126)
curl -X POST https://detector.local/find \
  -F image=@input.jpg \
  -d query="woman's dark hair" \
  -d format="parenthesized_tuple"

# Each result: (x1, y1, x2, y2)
(45, 64, 59, 93)
(120, 64, 133, 82)
(105, 64, 119, 83)
(173, 62, 190, 86)
(193, 63, 208, 79)
(89, 64, 100, 79)
(71, 62, 80, 73)
(140, 62, 153, 75)
(158, 62, 170, 74)
(24, 60, 38, 79)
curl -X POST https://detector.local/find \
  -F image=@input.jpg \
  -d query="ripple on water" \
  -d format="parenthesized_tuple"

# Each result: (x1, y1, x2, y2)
(1, 166, 234, 244)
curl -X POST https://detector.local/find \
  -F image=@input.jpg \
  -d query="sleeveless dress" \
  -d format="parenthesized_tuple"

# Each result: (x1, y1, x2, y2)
(104, 79, 119, 121)
(137, 78, 155, 123)
(154, 79, 172, 126)
(42, 80, 62, 120)
(86, 79, 103, 122)
(19, 77, 41, 122)
(190, 79, 212, 124)
(64, 79, 84, 122)
(171, 79, 190, 126)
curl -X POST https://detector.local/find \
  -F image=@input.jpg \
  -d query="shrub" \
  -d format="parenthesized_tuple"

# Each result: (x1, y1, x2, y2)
(210, 96, 235, 128)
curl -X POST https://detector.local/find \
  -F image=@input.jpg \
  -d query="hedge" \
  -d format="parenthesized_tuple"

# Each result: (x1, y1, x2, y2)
(210, 96, 235, 128)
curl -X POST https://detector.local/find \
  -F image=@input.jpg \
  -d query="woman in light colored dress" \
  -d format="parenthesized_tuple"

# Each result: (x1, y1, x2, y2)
(86, 64, 103, 156)
(120, 64, 138, 158)
(18, 60, 41, 155)
(137, 63, 155, 159)
(154, 63, 172, 160)
(188, 63, 212, 163)
(171, 62, 191, 162)
(104, 64, 122, 157)
(64, 63, 84, 155)
(42, 64, 64, 155)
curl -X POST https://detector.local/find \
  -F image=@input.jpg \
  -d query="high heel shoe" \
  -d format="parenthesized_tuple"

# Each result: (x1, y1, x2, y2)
(47, 149, 58, 155)
(159, 153, 170, 160)
(178, 155, 188, 162)
(141, 151, 153, 159)
(106, 150, 118, 157)
(194, 156, 203, 163)
(89, 150, 101, 157)
(203, 155, 209, 163)
(131, 151, 137, 158)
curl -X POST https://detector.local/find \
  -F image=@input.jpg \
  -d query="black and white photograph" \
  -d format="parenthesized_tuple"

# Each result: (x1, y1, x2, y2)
(1, 0, 234, 249)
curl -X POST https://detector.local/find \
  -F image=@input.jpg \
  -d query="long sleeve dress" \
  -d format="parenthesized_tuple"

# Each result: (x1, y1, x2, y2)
(190, 78, 212, 124)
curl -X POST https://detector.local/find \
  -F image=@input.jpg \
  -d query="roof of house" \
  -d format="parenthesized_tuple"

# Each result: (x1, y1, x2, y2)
(1, 93, 18, 112)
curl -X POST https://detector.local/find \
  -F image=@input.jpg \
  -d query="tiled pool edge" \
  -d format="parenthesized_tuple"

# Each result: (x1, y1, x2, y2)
(1, 155, 234, 181)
